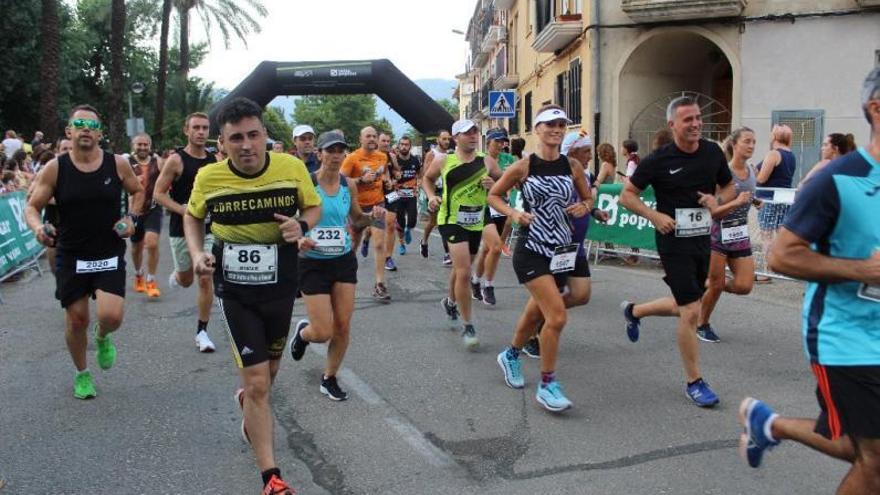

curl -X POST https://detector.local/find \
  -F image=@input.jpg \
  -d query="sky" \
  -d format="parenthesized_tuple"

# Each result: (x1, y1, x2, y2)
(191, 0, 475, 91)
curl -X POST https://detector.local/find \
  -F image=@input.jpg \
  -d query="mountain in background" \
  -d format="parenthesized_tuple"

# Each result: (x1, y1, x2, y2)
(268, 78, 457, 137)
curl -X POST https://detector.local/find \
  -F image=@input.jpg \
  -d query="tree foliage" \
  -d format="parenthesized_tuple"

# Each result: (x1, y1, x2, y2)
(405, 98, 459, 143)
(293, 95, 395, 147)
(263, 106, 293, 148)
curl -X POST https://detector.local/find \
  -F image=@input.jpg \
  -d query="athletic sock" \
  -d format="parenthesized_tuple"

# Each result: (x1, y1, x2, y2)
(471, 274, 480, 284)
(136, 269, 144, 276)
(145, 273, 155, 282)
(484, 279, 493, 287)
(261, 467, 281, 486)
(687, 378, 704, 387)
(76, 368, 90, 377)
(541, 371, 556, 385)
(197, 320, 208, 335)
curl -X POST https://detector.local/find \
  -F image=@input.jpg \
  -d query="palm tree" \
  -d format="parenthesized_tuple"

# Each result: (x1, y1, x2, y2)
(154, 0, 173, 143)
(107, 0, 126, 152)
(39, 0, 61, 142)
(175, 0, 268, 87)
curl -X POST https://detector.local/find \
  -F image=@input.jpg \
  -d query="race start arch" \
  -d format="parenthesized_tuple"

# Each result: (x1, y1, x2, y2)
(209, 59, 455, 137)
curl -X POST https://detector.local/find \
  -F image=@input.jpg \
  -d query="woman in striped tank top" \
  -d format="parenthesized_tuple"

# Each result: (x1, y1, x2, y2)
(488, 105, 595, 413)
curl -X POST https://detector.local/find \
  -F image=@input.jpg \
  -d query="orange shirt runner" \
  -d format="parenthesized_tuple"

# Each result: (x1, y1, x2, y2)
(340, 148, 389, 207)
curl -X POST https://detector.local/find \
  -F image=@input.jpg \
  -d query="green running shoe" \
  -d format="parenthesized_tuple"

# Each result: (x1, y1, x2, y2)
(94, 324, 116, 370)
(74, 370, 96, 399)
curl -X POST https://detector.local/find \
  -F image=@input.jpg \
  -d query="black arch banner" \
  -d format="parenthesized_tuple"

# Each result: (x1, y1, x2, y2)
(208, 59, 455, 137)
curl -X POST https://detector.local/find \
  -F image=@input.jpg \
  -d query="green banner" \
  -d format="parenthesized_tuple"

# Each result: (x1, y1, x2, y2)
(587, 183, 657, 251)
(0, 191, 43, 278)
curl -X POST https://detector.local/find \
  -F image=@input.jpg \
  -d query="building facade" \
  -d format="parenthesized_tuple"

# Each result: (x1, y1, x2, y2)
(460, 0, 880, 180)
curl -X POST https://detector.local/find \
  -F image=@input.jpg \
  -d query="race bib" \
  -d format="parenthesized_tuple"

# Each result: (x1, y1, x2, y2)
(720, 217, 749, 244)
(76, 256, 118, 274)
(489, 206, 505, 218)
(309, 227, 346, 255)
(858, 283, 880, 303)
(223, 244, 277, 285)
(549, 244, 578, 274)
(398, 188, 415, 199)
(457, 205, 482, 226)
(675, 208, 711, 237)
(385, 191, 400, 204)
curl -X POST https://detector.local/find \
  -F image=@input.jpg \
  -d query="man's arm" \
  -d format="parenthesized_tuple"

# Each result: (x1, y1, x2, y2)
(421, 152, 444, 204)
(25, 160, 58, 246)
(154, 154, 185, 216)
(620, 180, 675, 234)
(484, 154, 503, 180)
(770, 227, 880, 284)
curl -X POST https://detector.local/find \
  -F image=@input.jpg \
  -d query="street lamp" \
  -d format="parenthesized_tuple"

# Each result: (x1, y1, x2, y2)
(451, 29, 465, 35)
(127, 82, 146, 137)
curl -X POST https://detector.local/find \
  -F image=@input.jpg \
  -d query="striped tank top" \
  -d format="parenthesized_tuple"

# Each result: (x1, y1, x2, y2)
(519, 154, 575, 258)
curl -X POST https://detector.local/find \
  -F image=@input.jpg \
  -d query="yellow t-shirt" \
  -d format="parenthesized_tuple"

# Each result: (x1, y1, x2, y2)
(187, 152, 321, 244)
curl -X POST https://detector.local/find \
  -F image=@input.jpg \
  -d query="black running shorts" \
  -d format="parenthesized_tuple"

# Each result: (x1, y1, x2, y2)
(483, 207, 507, 234)
(54, 250, 126, 308)
(659, 251, 710, 306)
(512, 243, 590, 287)
(439, 224, 481, 255)
(131, 207, 163, 243)
(219, 296, 295, 368)
(298, 251, 358, 295)
(812, 364, 880, 441)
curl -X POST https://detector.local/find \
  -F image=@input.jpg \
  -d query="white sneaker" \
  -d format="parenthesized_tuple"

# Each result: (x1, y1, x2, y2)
(195, 330, 215, 353)
(168, 272, 181, 289)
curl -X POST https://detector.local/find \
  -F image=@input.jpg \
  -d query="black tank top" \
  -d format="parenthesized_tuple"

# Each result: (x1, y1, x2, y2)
(55, 151, 125, 259)
(169, 147, 215, 237)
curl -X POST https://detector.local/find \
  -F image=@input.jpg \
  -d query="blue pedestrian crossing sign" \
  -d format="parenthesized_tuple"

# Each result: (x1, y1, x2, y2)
(488, 91, 516, 118)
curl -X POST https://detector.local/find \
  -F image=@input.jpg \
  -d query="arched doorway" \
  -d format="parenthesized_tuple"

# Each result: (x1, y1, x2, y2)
(616, 30, 735, 154)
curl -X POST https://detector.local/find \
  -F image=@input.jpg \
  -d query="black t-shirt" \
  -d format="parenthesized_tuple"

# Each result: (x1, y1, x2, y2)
(629, 139, 732, 254)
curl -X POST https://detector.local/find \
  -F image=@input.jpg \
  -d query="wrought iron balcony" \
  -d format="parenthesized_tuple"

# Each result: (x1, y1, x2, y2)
(621, 0, 747, 23)
(481, 24, 507, 54)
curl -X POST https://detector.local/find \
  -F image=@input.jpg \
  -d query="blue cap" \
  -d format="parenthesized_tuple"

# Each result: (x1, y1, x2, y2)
(486, 128, 509, 142)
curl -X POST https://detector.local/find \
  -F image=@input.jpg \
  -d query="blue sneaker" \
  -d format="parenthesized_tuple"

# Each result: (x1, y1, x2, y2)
(497, 349, 524, 389)
(398, 244, 406, 255)
(404, 228, 412, 245)
(536, 380, 572, 412)
(620, 300, 640, 343)
(739, 397, 780, 468)
(360, 239, 370, 258)
(385, 257, 397, 271)
(686, 378, 720, 407)
(697, 324, 721, 343)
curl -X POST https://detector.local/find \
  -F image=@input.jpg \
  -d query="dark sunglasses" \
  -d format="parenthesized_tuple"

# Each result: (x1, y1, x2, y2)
(69, 118, 102, 130)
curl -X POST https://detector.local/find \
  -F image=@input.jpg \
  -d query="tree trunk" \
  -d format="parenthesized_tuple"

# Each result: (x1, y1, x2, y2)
(154, 0, 173, 143)
(108, 0, 127, 153)
(39, 0, 61, 143)
(178, 3, 190, 111)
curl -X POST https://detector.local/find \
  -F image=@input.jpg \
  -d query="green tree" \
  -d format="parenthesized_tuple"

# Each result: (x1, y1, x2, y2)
(263, 106, 292, 148)
(107, 0, 127, 152)
(0, 0, 43, 134)
(154, 0, 173, 143)
(404, 98, 459, 143)
(39, 0, 61, 142)
(294, 95, 394, 147)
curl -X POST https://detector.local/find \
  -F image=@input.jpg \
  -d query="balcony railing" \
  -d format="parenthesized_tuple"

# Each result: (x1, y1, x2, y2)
(532, 14, 582, 53)
(621, 0, 747, 23)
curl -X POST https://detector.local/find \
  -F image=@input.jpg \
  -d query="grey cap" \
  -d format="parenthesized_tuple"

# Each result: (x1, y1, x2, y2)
(862, 66, 880, 106)
(317, 130, 347, 150)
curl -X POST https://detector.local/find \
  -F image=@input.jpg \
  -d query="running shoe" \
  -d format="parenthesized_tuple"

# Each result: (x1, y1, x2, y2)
(501, 245, 512, 257)
(262, 474, 294, 495)
(73, 370, 97, 399)
(497, 349, 524, 389)
(398, 244, 406, 255)
(738, 397, 780, 468)
(522, 337, 540, 358)
(234, 388, 250, 445)
(195, 330, 216, 353)
(442, 254, 452, 266)
(420, 240, 428, 258)
(167, 272, 181, 289)
(481, 286, 496, 306)
(385, 257, 398, 271)
(686, 378, 720, 407)
(360, 239, 370, 258)
(697, 324, 721, 343)
(404, 228, 412, 245)
(145, 280, 161, 298)
(441, 297, 459, 321)
(536, 380, 573, 412)
(621, 300, 641, 343)
(289, 320, 309, 361)
(134, 274, 146, 293)
(373, 282, 391, 302)
(320, 375, 349, 401)
(94, 324, 116, 370)
(462, 324, 479, 350)
(471, 281, 483, 301)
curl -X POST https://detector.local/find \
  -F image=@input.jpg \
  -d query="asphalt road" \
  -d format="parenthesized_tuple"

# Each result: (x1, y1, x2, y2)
(0, 225, 849, 494)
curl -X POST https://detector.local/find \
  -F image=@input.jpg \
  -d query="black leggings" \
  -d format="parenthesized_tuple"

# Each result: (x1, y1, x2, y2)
(395, 198, 418, 231)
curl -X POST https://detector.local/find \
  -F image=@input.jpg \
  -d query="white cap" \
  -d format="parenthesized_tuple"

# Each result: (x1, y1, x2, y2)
(534, 108, 572, 126)
(293, 124, 315, 138)
(451, 119, 477, 135)
(561, 131, 592, 155)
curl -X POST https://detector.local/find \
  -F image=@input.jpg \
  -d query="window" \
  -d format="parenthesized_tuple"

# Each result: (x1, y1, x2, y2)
(568, 59, 582, 124)
(535, 0, 555, 35)
(771, 110, 825, 184)
(510, 95, 520, 135)
(524, 91, 533, 132)
(511, 15, 518, 73)
(555, 72, 567, 110)
(571, 0, 583, 14)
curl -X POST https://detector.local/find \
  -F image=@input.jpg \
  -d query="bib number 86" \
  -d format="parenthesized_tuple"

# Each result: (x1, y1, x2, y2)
(238, 249, 261, 264)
